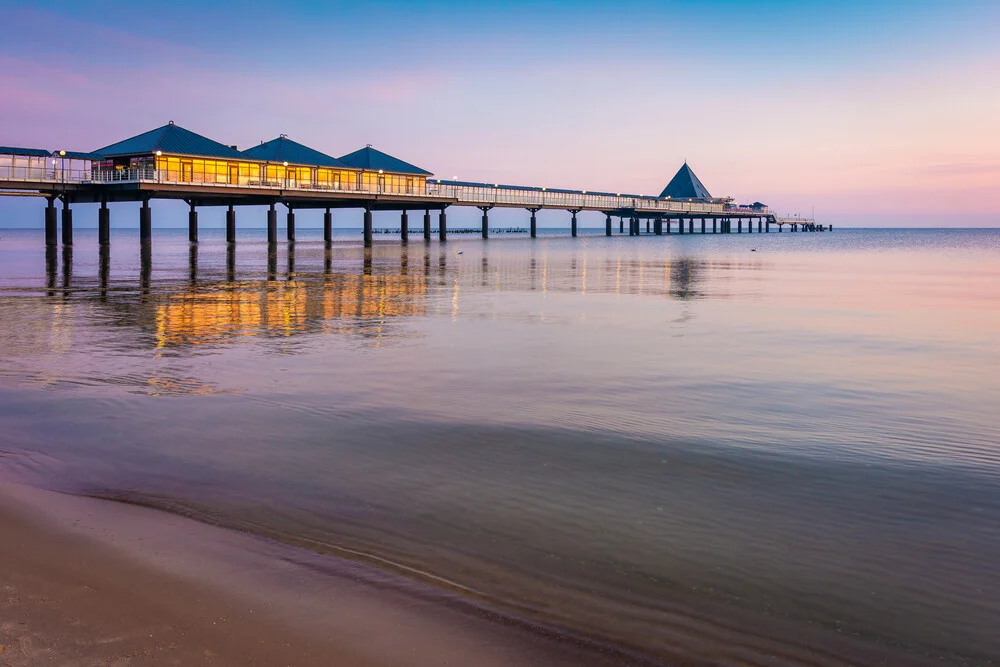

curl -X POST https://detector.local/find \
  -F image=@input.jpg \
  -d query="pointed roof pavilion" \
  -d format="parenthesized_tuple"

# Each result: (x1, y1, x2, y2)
(242, 136, 347, 168)
(93, 121, 246, 160)
(338, 145, 432, 176)
(659, 162, 712, 200)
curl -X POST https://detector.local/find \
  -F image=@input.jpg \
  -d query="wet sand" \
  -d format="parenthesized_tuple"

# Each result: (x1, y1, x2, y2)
(0, 481, 650, 667)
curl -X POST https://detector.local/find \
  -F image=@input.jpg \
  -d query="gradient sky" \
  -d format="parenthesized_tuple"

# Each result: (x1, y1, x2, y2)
(1, 0, 998, 227)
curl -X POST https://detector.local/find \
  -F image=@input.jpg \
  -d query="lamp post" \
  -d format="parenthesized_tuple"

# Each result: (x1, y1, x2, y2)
(283, 161, 289, 189)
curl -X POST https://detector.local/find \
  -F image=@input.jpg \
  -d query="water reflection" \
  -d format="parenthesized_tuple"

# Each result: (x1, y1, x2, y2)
(23, 241, 766, 356)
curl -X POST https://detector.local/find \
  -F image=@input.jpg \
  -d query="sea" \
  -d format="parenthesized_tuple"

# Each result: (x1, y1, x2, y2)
(1, 225, 998, 665)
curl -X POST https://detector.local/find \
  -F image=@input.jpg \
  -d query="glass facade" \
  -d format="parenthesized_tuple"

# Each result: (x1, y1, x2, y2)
(91, 152, 428, 193)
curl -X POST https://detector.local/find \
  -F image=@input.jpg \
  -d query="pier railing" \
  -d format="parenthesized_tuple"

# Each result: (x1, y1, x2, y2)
(0, 164, 773, 217)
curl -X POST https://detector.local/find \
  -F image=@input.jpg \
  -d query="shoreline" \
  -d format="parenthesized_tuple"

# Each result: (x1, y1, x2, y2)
(0, 480, 657, 667)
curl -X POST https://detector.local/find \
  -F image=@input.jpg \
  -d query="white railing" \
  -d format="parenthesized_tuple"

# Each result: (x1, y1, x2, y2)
(0, 163, 772, 216)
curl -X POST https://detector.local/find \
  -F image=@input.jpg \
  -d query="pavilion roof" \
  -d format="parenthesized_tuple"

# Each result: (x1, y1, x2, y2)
(338, 146, 432, 176)
(94, 122, 247, 160)
(242, 136, 348, 168)
(659, 162, 712, 200)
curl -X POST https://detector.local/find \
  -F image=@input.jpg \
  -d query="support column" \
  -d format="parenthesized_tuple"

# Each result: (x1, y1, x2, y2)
(529, 209, 538, 238)
(688, 218, 694, 234)
(139, 199, 151, 244)
(738, 218, 743, 234)
(645, 219, 650, 233)
(188, 202, 198, 243)
(99, 200, 110, 245)
(363, 207, 373, 246)
(480, 207, 489, 239)
(45, 198, 57, 246)
(605, 214, 612, 237)
(61, 198, 73, 246)
(628, 217, 635, 236)
(570, 210, 578, 237)
(713, 218, 717, 233)
(701, 218, 706, 234)
(267, 204, 277, 244)
(226, 204, 236, 244)
(654, 217, 662, 235)
(766, 219, 771, 233)
(324, 208, 333, 244)
(286, 206, 295, 242)
(401, 210, 409, 243)
(758, 219, 762, 233)
(423, 210, 431, 241)
(438, 209, 447, 241)
(678, 217, 684, 234)
(619, 217, 624, 234)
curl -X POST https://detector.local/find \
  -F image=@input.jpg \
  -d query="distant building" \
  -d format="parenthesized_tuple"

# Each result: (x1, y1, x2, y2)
(659, 162, 713, 201)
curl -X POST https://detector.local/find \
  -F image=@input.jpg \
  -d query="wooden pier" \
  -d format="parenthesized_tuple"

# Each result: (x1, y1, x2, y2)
(1, 123, 827, 251)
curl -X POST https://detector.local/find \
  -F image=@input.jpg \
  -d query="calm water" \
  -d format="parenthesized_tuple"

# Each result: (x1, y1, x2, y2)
(1, 226, 999, 665)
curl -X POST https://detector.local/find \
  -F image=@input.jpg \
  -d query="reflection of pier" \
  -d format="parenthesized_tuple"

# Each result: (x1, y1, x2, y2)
(2, 122, 827, 258)
(27, 240, 769, 352)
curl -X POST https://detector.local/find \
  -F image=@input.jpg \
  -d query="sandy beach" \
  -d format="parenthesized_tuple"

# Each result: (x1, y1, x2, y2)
(0, 481, 651, 667)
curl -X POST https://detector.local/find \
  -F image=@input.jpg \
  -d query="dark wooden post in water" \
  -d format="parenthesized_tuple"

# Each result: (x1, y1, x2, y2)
(98, 200, 110, 245)
(570, 210, 579, 237)
(401, 210, 409, 243)
(363, 206, 373, 246)
(286, 205, 296, 242)
(712, 218, 717, 233)
(645, 219, 650, 233)
(737, 218, 743, 233)
(45, 197, 57, 246)
(605, 214, 612, 236)
(423, 210, 431, 241)
(529, 208, 538, 238)
(678, 217, 684, 234)
(688, 218, 694, 234)
(139, 199, 151, 244)
(188, 202, 198, 243)
(324, 208, 333, 244)
(226, 204, 236, 244)
(654, 217, 662, 235)
(267, 203, 277, 244)
(619, 217, 624, 234)
(479, 206, 489, 239)
(438, 209, 447, 241)
(61, 198, 73, 246)
(701, 218, 706, 234)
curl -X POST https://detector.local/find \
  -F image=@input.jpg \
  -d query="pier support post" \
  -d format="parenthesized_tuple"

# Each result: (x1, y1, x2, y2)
(678, 217, 684, 235)
(628, 217, 634, 236)
(479, 207, 489, 239)
(286, 206, 295, 242)
(267, 204, 277, 244)
(688, 219, 694, 234)
(363, 207, 373, 246)
(766, 219, 770, 233)
(324, 208, 333, 244)
(423, 210, 431, 241)
(570, 210, 578, 237)
(439, 209, 447, 241)
(654, 217, 662, 235)
(401, 210, 409, 243)
(701, 218, 706, 234)
(619, 217, 624, 234)
(605, 214, 612, 237)
(645, 219, 650, 233)
(139, 199, 151, 244)
(61, 198, 73, 246)
(188, 202, 198, 243)
(45, 198, 57, 246)
(226, 204, 236, 244)
(738, 219, 743, 234)
(529, 209, 538, 238)
(99, 200, 110, 245)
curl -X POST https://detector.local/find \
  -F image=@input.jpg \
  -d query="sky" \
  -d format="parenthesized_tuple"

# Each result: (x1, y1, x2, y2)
(1, 0, 998, 227)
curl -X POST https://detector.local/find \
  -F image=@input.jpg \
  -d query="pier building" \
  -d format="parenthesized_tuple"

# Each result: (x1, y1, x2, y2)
(0, 121, 826, 253)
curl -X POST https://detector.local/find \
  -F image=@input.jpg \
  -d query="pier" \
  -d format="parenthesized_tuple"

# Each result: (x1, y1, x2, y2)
(1, 122, 826, 251)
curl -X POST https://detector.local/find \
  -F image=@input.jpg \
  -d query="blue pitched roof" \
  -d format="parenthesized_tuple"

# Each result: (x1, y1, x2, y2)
(659, 163, 712, 200)
(338, 146, 432, 176)
(93, 122, 247, 160)
(0, 146, 51, 157)
(242, 136, 347, 168)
